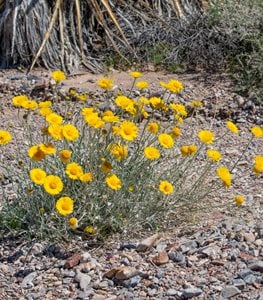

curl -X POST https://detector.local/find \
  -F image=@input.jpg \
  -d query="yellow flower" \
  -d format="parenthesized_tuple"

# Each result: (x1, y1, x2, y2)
(234, 195, 245, 207)
(48, 125, 63, 140)
(147, 122, 159, 134)
(62, 124, 79, 141)
(115, 96, 134, 110)
(80, 172, 93, 182)
(85, 114, 105, 129)
(119, 121, 138, 141)
(38, 100, 52, 108)
(12, 95, 29, 107)
(52, 70, 66, 83)
(251, 126, 263, 138)
(175, 114, 184, 124)
(46, 113, 63, 125)
(188, 144, 197, 155)
(69, 217, 78, 230)
(198, 130, 214, 144)
(129, 71, 142, 78)
(190, 100, 203, 107)
(158, 133, 174, 149)
(128, 186, 134, 192)
(159, 181, 174, 195)
(144, 147, 160, 160)
(23, 100, 38, 110)
(44, 175, 63, 195)
(149, 97, 166, 110)
(59, 150, 72, 163)
(85, 225, 96, 234)
(77, 94, 88, 101)
(109, 143, 128, 161)
(253, 155, 263, 174)
(56, 196, 74, 216)
(161, 79, 183, 93)
(81, 107, 97, 117)
(0, 130, 12, 145)
(97, 78, 113, 90)
(136, 81, 149, 89)
(207, 149, 222, 162)
(181, 145, 189, 157)
(170, 127, 181, 139)
(28, 145, 45, 161)
(106, 174, 122, 190)
(39, 143, 56, 155)
(39, 107, 53, 117)
(30, 168, 47, 185)
(226, 121, 239, 134)
(102, 111, 119, 123)
(66, 162, 83, 180)
(101, 161, 112, 173)
(217, 166, 231, 188)
(138, 97, 150, 105)
(170, 103, 187, 116)
(112, 125, 120, 136)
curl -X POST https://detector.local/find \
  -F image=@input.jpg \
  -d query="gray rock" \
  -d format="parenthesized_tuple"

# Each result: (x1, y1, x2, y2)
(122, 275, 141, 288)
(221, 286, 241, 299)
(166, 288, 178, 296)
(181, 287, 202, 299)
(243, 232, 255, 243)
(80, 252, 91, 263)
(179, 240, 198, 254)
(238, 269, 253, 279)
(22, 271, 38, 289)
(75, 269, 91, 291)
(248, 260, 263, 273)
(243, 274, 257, 285)
(168, 251, 186, 265)
(198, 245, 221, 259)
(232, 278, 246, 290)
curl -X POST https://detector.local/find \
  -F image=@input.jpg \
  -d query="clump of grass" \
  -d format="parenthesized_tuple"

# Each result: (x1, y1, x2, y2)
(0, 71, 262, 241)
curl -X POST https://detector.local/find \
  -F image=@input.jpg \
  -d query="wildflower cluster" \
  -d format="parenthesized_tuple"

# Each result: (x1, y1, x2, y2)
(0, 70, 262, 240)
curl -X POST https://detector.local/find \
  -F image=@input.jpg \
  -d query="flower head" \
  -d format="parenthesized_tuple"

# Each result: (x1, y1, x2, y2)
(69, 217, 78, 230)
(234, 195, 245, 207)
(217, 166, 231, 188)
(30, 168, 47, 185)
(136, 81, 149, 89)
(170, 127, 181, 139)
(59, 150, 72, 163)
(12, 95, 29, 107)
(226, 121, 239, 134)
(28, 145, 45, 161)
(97, 78, 113, 90)
(106, 174, 122, 190)
(46, 113, 63, 125)
(159, 181, 174, 195)
(85, 225, 96, 234)
(170, 103, 187, 116)
(119, 121, 138, 141)
(0, 130, 12, 145)
(129, 71, 142, 78)
(161, 79, 183, 93)
(39, 143, 56, 155)
(66, 162, 83, 180)
(207, 149, 222, 162)
(102, 111, 119, 123)
(198, 130, 214, 144)
(44, 175, 63, 195)
(147, 122, 159, 134)
(109, 143, 128, 160)
(48, 125, 63, 140)
(144, 147, 160, 160)
(253, 155, 263, 174)
(80, 172, 93, 182)
(52, 70, 66, 83)
(85, 114, 105, 129)
(62, 124, 79, 141)
(158, 133, 174, 149)
(251, 126, 263, 138)
(190, 100, 203, 107)
(100, 160, 112, 173)
(56, 196, 74, 216)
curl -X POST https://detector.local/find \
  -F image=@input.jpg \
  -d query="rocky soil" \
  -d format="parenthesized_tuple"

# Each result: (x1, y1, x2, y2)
(0, 69, 262, 299)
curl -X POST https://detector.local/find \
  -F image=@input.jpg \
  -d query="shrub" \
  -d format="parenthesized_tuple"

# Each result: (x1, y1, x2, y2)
(0, 71, 262, 241)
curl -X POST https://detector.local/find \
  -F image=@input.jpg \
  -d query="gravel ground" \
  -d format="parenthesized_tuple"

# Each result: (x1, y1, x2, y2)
(0, 69, 262, 299)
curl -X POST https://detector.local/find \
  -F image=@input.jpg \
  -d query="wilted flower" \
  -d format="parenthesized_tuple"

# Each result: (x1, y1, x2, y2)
(85, 225, 96, 234)
(170, 127, 181, 139)
(159, 181, 174, 195)
(234, 195, 245, 207)
(100, 160, 113, 173)
(28, 145, 45, 161)
(69, 217, 78, 230)
(59, 150, 72, 163)
(147, 122, 159, 134)
(190, 100, 203, 107)
(56, 196, 74, 216)
(39, 143, 56, 155)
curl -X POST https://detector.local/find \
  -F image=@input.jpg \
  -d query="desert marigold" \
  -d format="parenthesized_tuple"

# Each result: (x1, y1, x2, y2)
(48, 125, 63, 140)
(251, 126, 263, 138)
(59, 149, 72, 163)
(234, 195, 245, 207)
(23, 100, 38, 110)
(253, 155, 263, 174)
(69, 217, 78, 230)
(39, 143, 56, 155)
(12, 95, 29, 107)
(38, 100, 52, 108)
(39, 107, 53, 117)
(100, 160, 113, 173)
(136, 81, 149, 89)
(190, 100, 203, 107)
(181, 145, 189, 157)
(170, 127, 181, 139)
(46, 113, 63, 125)
(51, 70, 66, 83)
(97, 78, 113, 90)
(30, 168, 47, 185)
(160, 79, 183, 93)
(226, 121, 239, 134)
(207, 149, 222, 162)
(80, 172, 93, 182)
(106, 174, 122, 190)
(217, 166, 231, 188)
(102, 111, 119, 123)
(129, 71, 142, 78)
(147, 122, 159, 134)
(62, 124, 79, 141)
(170, 103, 187, 116)
(198, 130, 215, 144)
(158, 133, 174, 149)
(0, 130, 12, 145)
(66, 162, 83, 180)
(77, 94, 88, 101)
(119, 121, 138, 141)
(115, 95, 134, 110)
(85, 114, 105, 129)
(143, 147, 160, 160)
(44, 175, 63, 195)
(138, 97, 150, 105)
(28, 145, 45, 161)
(188, 144, 197, 155)
(112, 125, 120, 136)
(159, 181, 174, 195)
(81, 107, 97, 117)
(149, 97, 165, 110)
(109, 143, 128, 160)
(56, 196, 74, 216)
(85, 225, 96, 234)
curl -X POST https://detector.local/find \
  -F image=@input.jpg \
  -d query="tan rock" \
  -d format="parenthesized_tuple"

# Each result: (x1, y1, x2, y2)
(136, 233, 161, 252)
(64, 253, 81, 269)
(115, 266, 139, 280)
(152, 251, 169, 266)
